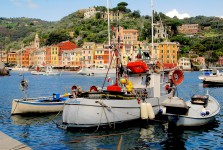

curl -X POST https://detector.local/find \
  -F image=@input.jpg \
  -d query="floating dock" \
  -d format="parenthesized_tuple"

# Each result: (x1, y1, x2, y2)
(0, 132, 31, 150)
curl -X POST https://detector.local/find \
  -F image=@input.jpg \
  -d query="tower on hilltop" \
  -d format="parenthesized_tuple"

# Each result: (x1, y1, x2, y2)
(34, 33, 40, 49)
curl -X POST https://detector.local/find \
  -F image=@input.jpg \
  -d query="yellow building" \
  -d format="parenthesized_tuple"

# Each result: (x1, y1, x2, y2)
(7, 52, 17, 64)
(51, 45, 59, 66)
(158, 42, 179, 66)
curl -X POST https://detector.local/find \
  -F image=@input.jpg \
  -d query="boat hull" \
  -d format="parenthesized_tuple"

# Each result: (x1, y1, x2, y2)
(31, 71, 45, 75)
(11, 98, 65, 115)
(63, 98, 140, 126)
(77, 68, 116, 76)
(167, 115, 215, 126)
(62, 93, 171, 128)
(163, 95, 220, 127)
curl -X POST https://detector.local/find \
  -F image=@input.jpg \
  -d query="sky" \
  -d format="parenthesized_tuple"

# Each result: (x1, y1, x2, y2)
(1, 0, 223, 21)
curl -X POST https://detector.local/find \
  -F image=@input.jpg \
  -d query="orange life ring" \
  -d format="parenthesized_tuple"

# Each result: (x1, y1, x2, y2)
(171, 69, 184, 85)
(90, 86, 98, 92)
(71, 85, 77, 91)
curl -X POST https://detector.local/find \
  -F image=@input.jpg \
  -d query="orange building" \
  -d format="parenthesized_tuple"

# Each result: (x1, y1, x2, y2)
(94, 44, 110, 68)
(17, 47, 36, 67)
(7, 52, 17, 64)
(45, 47, 51, 66)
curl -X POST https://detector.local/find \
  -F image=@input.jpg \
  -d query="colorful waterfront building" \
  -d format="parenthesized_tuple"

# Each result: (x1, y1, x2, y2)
(218, 57, 223, 66)
(94, 44, 108, 68)
(57, 41, 77, 67)
(72, 48, 82, 67)
(114, 26, 139, 64)
(62, 48, 82, 68)
(51, 45, 59, 67)
(158, 42, 179, 68)
(7, 52, 17, 65)
(82, 42, 95, 68)
(45, 47, 51, 66)
(178, 57, 191, 70)
(0, 50, 7, 63)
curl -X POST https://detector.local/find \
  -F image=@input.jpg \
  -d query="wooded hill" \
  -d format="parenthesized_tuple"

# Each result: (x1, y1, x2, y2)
(0, 2, 223, 63)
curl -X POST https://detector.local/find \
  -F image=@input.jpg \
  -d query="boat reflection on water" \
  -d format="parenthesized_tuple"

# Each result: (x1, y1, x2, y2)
(135, 123, 168, 149)
(203, 83, 223, 88)
(160, 119, 220, 149)
(11, 114, 60, 125)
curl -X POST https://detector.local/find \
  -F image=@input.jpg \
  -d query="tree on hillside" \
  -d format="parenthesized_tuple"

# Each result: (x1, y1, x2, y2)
(112, 2, 131, 13)
(130, 10, 141, 18)
(95, 6, 106, 12)
(45, 31, 71, 45)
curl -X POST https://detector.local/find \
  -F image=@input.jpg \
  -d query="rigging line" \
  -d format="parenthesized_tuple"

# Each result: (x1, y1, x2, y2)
(102, 51, 115, 89)
(94, 106, 104, 133)
(101, 101, 112, 128)
(50, 102, 65, 125)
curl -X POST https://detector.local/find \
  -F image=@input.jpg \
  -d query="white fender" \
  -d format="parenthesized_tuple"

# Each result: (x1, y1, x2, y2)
(161, 107, 166, 114)
(140, 103, 148, 119)
(146, 103, 155, 119)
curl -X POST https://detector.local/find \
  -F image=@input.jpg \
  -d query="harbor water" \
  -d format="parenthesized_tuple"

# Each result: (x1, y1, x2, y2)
(0, 71, 222, 149)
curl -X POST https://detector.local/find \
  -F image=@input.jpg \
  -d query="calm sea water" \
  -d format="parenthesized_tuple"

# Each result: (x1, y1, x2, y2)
(0, 71, 222, 150)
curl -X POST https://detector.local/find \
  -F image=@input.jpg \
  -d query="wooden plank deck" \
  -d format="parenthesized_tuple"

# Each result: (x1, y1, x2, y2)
(0, 132, 32, 150)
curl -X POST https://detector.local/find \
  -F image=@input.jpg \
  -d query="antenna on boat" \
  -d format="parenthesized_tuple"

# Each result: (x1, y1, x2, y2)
(20, 75, 28, 100)
(151, 0, 154, 59)
(107, 0, 111, 66)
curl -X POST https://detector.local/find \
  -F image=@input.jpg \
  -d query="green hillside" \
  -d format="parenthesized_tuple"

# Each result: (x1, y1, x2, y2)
(0, 2, 223, 63)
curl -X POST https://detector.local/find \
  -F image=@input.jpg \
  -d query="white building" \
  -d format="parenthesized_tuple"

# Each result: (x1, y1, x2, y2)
(178, 57, 191, 70)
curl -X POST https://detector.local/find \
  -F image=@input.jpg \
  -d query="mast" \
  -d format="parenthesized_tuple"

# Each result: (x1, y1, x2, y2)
(107, 0, 111, 67)
(151, 0, 154, 59)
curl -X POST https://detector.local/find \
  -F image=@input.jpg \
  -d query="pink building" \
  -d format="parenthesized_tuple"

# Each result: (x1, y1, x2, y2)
(218, 57, 223, 66)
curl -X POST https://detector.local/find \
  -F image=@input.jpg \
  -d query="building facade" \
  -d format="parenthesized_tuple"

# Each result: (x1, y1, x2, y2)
(177, 24, 199, 35)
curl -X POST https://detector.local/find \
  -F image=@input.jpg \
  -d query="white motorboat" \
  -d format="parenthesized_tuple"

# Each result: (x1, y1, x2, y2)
(161, 92, 220, 127)
(31, 67, 45, 75)
(198, 68, 213, 80)
(43, 66, 60, 76)
(77, 65, 116, 76)
(11, 66, 29, 71)
(199, 69, 223, 85)
(31, 71, 45, 75)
